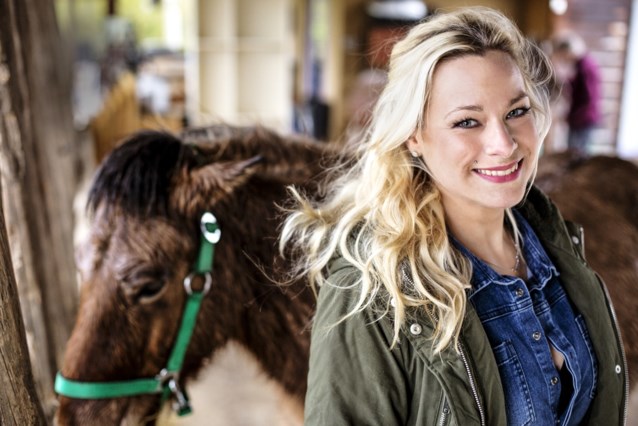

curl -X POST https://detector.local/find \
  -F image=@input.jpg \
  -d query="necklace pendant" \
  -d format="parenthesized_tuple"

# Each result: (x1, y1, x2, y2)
(511, 243, 521, 274)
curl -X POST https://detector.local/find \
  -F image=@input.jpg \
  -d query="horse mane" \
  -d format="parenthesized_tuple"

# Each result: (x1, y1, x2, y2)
(87, 131, 198, 218)
(182, 124, 342, 184)
(87, 125, 339, 218)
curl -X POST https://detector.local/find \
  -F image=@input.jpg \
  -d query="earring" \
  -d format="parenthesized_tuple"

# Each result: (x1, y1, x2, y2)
(410, 151, 420, 158)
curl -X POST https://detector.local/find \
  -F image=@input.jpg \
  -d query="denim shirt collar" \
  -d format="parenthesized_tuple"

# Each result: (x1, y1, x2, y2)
(451, 209, 559, 293)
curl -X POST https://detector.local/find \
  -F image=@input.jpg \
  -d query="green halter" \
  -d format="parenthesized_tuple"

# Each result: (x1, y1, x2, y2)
(55, 212, 221, 416)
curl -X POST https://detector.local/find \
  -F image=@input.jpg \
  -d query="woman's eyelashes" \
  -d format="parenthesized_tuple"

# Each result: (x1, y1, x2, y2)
(452, 118, 479, 128)
(451, 106, 531, 128)
(506, 106, 531, 119)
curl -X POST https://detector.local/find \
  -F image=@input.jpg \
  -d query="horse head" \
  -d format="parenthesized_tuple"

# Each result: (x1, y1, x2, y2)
(55, 127, 329, 424)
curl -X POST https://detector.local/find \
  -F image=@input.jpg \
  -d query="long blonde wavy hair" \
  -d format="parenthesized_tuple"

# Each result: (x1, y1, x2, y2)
(280, 7, 554, 353)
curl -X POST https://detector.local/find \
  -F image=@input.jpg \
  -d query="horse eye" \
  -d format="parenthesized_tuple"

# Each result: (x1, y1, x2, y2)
(136, 280, 165, 301)
(121, 273, 167, 303)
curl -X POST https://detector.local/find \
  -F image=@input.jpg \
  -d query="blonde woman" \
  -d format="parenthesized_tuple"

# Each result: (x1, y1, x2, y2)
(281, 7, 627, 425)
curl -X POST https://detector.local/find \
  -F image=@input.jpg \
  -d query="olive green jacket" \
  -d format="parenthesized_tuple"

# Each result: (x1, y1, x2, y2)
(304, 187, 627, 425)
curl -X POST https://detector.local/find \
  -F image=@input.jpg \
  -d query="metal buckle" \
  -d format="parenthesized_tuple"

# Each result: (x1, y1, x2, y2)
(156, 369, 191, 416)
(156, 368, 176, 386)
(200, 212, 221, 244)
(183, 272, 212, 295)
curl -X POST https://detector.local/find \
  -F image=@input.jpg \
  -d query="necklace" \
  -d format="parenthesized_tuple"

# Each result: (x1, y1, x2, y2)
(511, 241, 522, 274)
(484, 237, 522, 275)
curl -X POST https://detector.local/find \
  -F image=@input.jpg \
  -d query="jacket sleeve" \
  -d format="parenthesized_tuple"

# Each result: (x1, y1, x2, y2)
(303, 264, 409, 426)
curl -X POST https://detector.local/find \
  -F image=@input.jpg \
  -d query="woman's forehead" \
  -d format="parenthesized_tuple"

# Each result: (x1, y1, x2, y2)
(427, 51, 526, 113)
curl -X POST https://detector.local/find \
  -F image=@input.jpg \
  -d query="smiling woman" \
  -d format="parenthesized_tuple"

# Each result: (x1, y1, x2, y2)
(408, 51, 539, 223)
(281, 7, 627, 425)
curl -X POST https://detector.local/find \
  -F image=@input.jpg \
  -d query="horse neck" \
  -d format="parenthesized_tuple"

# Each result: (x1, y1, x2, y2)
(212, 182, 312, 398)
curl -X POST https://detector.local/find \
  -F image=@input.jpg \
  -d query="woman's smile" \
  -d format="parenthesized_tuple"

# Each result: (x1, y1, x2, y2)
(473, 159, 523, 182)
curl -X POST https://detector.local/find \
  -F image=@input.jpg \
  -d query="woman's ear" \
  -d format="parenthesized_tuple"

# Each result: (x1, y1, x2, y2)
(406, 135, 422, 157)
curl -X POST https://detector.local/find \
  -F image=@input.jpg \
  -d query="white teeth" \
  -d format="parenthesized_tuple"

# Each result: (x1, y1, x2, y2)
(475, 162, 519, 177)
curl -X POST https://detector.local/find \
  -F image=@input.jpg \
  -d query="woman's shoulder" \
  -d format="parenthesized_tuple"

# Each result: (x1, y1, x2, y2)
(313, 256, 396, 338)
(317, 257, 370, 321)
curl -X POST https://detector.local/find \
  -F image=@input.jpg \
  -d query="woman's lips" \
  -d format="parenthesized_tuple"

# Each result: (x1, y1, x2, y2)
(473, 159, 523, 182)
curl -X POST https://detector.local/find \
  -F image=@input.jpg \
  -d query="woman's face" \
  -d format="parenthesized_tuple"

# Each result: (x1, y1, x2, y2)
(408, 50, 541, 217)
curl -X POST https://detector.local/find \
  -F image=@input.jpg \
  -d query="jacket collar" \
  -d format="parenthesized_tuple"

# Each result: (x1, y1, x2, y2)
(517, 185, 575, 254)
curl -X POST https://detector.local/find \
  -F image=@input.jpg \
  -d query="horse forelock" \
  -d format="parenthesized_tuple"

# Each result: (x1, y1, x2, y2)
(87, 131, 199, 218)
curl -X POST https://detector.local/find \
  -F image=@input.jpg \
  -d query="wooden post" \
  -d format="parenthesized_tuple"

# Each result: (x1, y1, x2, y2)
(0, 185, 46, 425)
(0, 0, 79, 419)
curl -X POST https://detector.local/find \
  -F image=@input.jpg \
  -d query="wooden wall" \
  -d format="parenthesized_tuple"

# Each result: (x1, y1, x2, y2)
(553, 0, 633, 152)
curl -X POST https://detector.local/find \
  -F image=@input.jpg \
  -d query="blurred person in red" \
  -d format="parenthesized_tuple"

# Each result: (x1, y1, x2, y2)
(553, 33, 602, 155)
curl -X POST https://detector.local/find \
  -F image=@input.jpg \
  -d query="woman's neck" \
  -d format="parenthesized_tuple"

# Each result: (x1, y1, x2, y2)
(444, 205, 523, 277)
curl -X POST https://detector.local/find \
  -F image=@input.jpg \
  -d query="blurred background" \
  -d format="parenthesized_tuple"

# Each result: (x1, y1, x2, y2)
(1, 0, 637, 423)
(55, 0, 638, 167)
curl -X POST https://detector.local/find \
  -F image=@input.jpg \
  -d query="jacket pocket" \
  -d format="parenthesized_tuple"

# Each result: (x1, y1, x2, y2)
(492, 341, 534, 426)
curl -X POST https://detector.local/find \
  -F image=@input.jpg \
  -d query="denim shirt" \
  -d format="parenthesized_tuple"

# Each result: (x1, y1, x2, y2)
(453, 211, 598, 425)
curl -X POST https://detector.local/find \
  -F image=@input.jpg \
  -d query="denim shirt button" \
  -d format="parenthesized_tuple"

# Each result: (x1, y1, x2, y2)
(410, 323, 422, 335)
(550, 376, 559, 385)
(515, 288, 524, 297)
(571, 235, 580, 245)
(615, 365, 622, 374)
(532, 331, 542, 341)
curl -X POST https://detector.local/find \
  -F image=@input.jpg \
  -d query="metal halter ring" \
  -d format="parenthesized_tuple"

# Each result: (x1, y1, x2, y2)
(183, 272, 212, 295)
(200, 212, 221, 244)
(156, 368, 177, 386)
(156, 369, 191, 414)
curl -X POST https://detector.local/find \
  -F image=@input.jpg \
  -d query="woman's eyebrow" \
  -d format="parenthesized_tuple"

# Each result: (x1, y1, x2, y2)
(509, 92, 529, 105)
(444, 92, 530, 118)
(445, 104, 482, 119)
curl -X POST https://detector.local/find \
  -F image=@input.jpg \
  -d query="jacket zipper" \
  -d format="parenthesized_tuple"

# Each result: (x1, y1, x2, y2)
(402, 265, 486, 424)
(594, 272, 629, 425)
(439, 398, 451, 426)
(457, 340, 486, 426)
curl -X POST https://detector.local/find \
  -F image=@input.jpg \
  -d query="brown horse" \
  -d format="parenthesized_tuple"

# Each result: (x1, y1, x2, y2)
(57, 128, 637, 424)
(55, 126, 335, 425)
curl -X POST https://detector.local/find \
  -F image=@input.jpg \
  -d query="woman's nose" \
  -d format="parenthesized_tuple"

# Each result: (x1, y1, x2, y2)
(484, 121, 517, 157)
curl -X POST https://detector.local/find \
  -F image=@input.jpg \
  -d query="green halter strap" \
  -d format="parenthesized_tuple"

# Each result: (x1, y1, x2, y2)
(54, 212, 221, 416)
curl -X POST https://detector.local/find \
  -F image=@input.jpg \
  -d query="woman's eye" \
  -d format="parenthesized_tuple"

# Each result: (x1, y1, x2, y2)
(453, 118, 478, 128)
(507, 107, 531, 119)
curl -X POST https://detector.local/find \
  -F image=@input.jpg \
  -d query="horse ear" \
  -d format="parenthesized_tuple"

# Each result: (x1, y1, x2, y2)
(172, 156, 263, 215)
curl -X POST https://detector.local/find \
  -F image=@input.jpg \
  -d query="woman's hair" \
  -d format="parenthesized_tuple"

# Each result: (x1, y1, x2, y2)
(280, 7, 555, 353)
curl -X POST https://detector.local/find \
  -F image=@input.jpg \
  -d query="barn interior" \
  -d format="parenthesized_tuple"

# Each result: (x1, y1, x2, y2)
(0, 0, 637, 424)
(56, 0, 637, 166)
